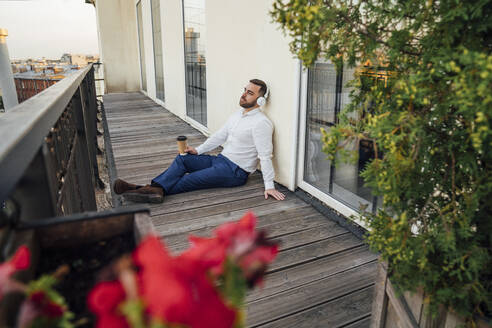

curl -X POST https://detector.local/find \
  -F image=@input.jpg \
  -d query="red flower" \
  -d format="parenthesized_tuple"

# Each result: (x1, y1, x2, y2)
(88, 281, 128, 328)
(28, 291, 65, 318)
(215, 212, 279, 286)
(215, 212, 257, 257)
(17, 290, 66, 327)
(240, 245, 278, 270)
(137, 265, 194, 323)
(11, 246, 30, 270)
(88, 281, 126, 315)
(182, 212, 259, 277)
(185, 274, 236, 328)
(132, 235, 172, 269)
(132, 235, 193, 322)
(179, 236, 227, 275)
(134, 235, 236, 328)
(184, 212, 279, 288)
(96, 314, 129, 328)
(240, 244, 279, 286)
(0, 246, 30, 300)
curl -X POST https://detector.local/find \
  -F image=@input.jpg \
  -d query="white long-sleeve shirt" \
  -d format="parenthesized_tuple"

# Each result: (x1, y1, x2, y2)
(195, 108, 275, 190)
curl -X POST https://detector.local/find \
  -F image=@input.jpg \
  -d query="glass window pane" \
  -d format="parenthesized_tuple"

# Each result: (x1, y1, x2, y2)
(303, 62, 337, 191)
(331, 66, 373, 211)
(183, 0, 207, 126)
(151, 0, 165, 101)
(136, 1, 146, 91)
(304, 63, 377, 212)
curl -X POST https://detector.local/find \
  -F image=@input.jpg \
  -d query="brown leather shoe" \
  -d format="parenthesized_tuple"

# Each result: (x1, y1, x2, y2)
(122, 185, 164, 204)
(113, 179, 142, 195)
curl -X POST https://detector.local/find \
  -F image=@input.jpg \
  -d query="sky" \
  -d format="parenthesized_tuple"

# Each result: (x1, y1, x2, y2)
(0, 0, 99, 60)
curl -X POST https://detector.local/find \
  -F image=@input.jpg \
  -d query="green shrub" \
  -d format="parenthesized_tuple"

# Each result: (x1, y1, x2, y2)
(271, 0, 492, 322)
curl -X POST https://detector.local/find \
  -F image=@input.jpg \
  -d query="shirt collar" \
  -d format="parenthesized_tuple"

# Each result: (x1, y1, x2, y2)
(241, 108, 261, 116)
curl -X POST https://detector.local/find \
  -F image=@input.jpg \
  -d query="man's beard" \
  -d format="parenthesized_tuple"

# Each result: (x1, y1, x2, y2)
(239, 97, 257, 108)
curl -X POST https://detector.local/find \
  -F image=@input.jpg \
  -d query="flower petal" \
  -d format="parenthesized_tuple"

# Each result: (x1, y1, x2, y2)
(96, 313, 129, 328)
(88, 281, 126, 315)
(11, 246, 30, 270)
(132, 235, 171, 270)
(187, 275, 236, 328)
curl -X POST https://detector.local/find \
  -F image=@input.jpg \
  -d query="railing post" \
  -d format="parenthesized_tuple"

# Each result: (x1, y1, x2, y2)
(71, 89, 98, 212)
(83, 66, 101, 185)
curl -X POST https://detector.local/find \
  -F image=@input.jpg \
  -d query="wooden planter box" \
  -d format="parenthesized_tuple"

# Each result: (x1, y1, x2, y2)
(371, 261, 491, 328)
(0, 205, 156, 326)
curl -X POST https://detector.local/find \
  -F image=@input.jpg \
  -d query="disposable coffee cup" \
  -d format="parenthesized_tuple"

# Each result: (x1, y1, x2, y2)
(177, 136, 188, 155)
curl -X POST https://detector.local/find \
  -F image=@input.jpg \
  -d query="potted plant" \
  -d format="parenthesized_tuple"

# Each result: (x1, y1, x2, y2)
(0, 211, 279, 327)
(271, 0, 491, 326)
(87, 211, 279, 328)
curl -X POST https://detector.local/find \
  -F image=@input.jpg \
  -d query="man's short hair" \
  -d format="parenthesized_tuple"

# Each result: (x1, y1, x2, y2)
(250, 79, 267, 97)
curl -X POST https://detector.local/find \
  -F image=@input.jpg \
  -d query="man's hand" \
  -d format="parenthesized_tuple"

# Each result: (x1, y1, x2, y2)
(264, 188, 285, 201)
(184, 146, 198, 155)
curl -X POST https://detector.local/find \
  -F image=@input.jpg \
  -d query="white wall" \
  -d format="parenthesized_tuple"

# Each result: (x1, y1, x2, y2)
(206, 0, 299, 190)
(136, 0, 155, 99)
(95, 0, 140, 93)
(99, 0, 300, 190)
(160, 0, 186, 119)
(140, 0, 187, 119)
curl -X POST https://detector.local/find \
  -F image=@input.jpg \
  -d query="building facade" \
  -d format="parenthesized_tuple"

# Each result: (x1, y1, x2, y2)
(94, 0, 378, 225)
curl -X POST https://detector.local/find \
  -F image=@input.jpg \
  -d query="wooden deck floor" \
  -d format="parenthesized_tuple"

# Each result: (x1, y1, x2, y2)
(103, 92, 378, 328)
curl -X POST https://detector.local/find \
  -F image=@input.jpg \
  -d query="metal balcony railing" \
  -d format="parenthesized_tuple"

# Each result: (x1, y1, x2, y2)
(0, 64, 100, 258)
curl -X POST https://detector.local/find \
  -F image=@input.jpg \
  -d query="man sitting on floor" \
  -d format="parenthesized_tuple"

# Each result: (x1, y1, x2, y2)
(113, 79, 285, 203)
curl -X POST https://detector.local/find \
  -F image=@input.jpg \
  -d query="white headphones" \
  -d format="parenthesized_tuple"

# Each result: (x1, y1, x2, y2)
(256, 84, 270, 107)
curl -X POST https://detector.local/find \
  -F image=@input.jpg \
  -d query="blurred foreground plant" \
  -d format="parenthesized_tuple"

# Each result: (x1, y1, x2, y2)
(88, 212, 278, 328)
(0, 246, 73, 328)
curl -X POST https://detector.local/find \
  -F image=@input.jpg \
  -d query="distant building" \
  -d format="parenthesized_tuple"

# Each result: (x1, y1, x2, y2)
(14, 77, 58, 103)
(59, 53, 99, 67)
(71, 54, 88, 67)
(13, 64, 79, 102)
(86, 54, 100, 63)
(9, 55, 99, 103)
(61, 53, 72, 63)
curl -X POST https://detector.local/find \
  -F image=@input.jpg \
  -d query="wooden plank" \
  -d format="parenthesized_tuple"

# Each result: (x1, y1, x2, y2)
(384, 301, 402, 328)
(403, 290, 424, 326)
(256, 285, 374, 328)
(272, 226, 349, 252)
(246, 262, 377, 326)
(134, 212, 156, 243)
(153, 198, 309, 236)
(159, 174, 263, 203)
(111, 134, 202, 148)
(270, 233, 363, 272)
(246, 246, 377, 302)
(345, 317, 372, 328)
(385, 278, 419, 328)
(370, 261, 388, 328)
(151, 195, 305, 225)
(163, 205, 318, 252)
(167, 214, 343, 254)
(151, 187, 276, 215)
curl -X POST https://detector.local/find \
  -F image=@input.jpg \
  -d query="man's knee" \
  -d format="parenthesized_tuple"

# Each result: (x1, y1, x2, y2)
(174, 154, 188, 164)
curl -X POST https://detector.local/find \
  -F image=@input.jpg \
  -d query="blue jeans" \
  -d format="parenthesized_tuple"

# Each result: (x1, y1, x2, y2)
(151, 154, 249, 195)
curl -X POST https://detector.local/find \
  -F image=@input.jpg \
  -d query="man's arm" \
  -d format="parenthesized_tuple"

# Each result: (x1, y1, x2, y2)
(189, 117, 232, 155)
(252, 120, 285, 201)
